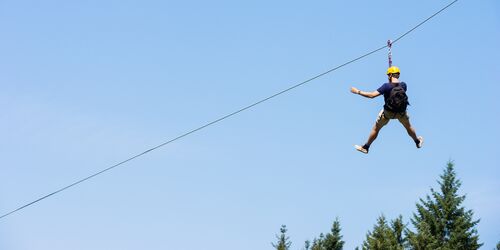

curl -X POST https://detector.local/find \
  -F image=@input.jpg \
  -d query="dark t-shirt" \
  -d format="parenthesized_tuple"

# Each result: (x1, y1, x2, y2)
(377, 82, 407, 110)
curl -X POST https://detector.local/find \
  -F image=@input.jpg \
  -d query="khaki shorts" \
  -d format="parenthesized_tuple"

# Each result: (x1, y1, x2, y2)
(375, 109, 410, 129)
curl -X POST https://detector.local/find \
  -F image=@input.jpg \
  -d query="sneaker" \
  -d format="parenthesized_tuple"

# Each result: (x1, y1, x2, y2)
(354, 145, 368, 154)
(416, 136, 424, 148)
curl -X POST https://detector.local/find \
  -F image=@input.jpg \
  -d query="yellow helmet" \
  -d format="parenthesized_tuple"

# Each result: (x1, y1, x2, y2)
(386, 66, 400, 75)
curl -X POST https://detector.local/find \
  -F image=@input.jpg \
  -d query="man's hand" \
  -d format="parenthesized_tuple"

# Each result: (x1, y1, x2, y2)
(350, 87, 360, 94)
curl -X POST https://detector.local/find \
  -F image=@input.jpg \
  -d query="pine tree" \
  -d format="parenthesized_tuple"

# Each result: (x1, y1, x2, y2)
(406, 161, 482, 250)
(496, 240, 500, 250)
(272, 225, 292, 250)
(323, 218, 345, 250)
(308, 219, 345, 250)
(362, 215, 405, 250)
(311, 233, 325, 250)
(391, 215, 405, 247)
(303, 240, 311, 250)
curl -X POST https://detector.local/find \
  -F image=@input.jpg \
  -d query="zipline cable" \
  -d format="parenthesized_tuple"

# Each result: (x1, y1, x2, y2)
(0, 0, 458, 220)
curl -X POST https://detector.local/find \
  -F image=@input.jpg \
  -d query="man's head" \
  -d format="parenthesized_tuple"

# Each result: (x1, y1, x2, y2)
(386, 66, 400, 79)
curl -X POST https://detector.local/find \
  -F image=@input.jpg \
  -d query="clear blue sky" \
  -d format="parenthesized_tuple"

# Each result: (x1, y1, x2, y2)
(1, 0, 499, 249)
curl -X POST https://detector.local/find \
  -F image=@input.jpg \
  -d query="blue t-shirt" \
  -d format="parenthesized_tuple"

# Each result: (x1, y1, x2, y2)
(377, 82, 407, 110)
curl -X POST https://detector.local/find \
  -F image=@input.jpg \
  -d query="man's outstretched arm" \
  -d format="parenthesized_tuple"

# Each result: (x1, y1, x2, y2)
(350, 87, 381, 99)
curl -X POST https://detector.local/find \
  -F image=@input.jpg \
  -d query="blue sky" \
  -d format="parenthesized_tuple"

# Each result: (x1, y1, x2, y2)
(1, 0, 499, 249)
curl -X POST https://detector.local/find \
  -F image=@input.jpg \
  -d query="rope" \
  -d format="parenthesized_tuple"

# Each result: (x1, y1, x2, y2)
(0, 0, 459, 220)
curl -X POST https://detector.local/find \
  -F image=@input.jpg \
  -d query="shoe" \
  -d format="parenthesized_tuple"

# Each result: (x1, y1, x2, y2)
(354, 145, 368, 154)
(416, 136, 424, 148)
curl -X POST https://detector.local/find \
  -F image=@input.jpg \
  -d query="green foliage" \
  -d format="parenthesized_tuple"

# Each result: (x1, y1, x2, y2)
(496, 240, 500, 250)
(272, 225, 292, 250)
(308, 218, 345, 250)
(303, 240, 311, 250)
(311, 233, 325, 250)
(272, 161, 484, 250)
(362, 215, 405, 250)
(323, 219, 345, 250)
(406, 161, 482, 250)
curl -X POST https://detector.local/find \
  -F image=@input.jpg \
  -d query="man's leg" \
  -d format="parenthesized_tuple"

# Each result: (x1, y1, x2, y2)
(355, 110, 388, 153)
(398, 114, 423, 148)
(365, 124, 382, 147)
(355, 123, 383, 154)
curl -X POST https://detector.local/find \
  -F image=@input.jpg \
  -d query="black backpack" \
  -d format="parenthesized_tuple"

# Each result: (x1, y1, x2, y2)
(386, 83, 408, 113)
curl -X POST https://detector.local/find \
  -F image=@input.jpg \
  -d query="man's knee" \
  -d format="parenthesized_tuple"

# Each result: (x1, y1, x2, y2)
(375, 119, 389, 131)
(373, 124, 383, 132)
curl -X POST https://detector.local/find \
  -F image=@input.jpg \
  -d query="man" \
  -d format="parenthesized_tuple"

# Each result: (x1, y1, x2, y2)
(350, 66, 423, 154)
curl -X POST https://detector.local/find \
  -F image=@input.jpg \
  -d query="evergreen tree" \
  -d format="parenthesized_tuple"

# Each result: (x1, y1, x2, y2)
(303, 240, 311, 250)
(272, 225, 292, 250)
(362, 215, 405, 250)
(496, 240, 500, 250)
(310, 233, 325, 250)
(391, 215, 405, 247)
(323, 218, 345, 250)
(406, 161, 482, 250)
(308, 219, 345, 250)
